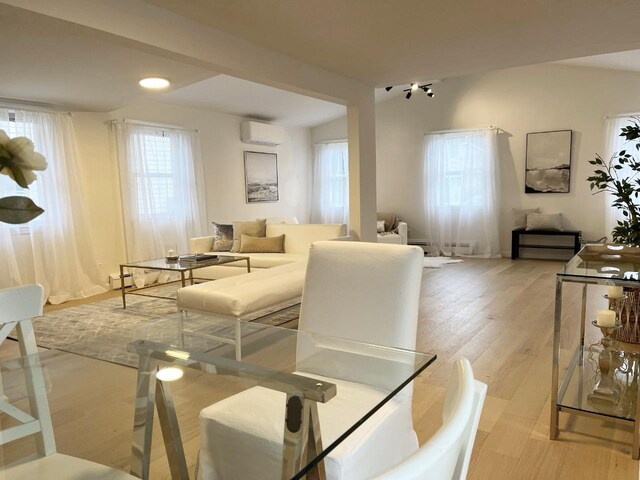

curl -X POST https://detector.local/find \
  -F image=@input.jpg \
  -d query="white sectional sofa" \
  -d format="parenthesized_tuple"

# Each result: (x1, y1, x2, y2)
(188, 223, 348, 280)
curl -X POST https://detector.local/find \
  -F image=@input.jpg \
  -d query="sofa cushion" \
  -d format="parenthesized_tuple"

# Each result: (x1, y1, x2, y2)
(231, 219, 266, 252)
(265, 224, 347, 255)
(239, 234, 285, 253)
(212, 222, 234, 251)
(177, 261, 306, 317)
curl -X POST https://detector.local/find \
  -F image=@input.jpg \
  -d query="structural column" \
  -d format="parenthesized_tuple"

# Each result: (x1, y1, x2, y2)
(347, 93, 377, 242)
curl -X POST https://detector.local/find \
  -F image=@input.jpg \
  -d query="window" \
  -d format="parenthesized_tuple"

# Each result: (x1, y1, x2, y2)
(134, 131, 174, 217)
(113, 121, 206, 261)
(0, 112, 42, 229)
(311, 141, 349, 224)
(423, 128, 500, 257)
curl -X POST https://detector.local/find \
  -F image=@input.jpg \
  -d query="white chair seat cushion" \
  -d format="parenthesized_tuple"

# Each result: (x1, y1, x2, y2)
(177, 262, 306, 317)
(1, 453, 137, 479)
(199, 373, 418, 480)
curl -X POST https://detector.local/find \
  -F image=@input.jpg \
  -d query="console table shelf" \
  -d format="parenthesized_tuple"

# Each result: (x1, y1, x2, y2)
(512, 228, 581, 259)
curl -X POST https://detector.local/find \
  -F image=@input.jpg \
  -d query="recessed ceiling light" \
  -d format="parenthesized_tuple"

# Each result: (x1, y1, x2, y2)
(139, 77, 171, 90)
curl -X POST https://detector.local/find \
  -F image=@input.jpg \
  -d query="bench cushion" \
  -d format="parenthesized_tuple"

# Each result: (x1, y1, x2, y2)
(177, 262, 306, 317)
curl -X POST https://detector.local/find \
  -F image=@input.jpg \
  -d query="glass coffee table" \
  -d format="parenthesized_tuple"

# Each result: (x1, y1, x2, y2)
(119, 255, 250, 308)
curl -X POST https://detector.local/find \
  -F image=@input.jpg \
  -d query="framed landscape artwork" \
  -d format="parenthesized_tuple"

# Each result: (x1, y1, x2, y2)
(525, 130, 572, 193)
(244, 151, 279, 203)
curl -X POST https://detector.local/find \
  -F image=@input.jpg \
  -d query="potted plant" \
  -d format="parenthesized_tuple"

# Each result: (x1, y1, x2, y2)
(588, 117, 640, 245)
(588, 118, 640, 343)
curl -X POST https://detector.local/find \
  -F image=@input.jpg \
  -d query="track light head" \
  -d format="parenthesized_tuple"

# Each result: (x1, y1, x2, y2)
(385, 86, 393, 92)
(406, 91, 412, 99)
(411, 83, 419, 91)
(427, 91, 434, 98)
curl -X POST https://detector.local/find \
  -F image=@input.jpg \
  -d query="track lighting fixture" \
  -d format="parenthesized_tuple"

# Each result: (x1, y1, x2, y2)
(384, 83, 435, 100)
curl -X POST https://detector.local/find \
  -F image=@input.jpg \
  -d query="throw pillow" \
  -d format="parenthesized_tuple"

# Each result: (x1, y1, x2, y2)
(526, 213, 563, 231)
(377, 220, 386, 233)
(230, 219, 266, 252)
(239, 234, 285, 253)
(513, 207, 540, 229)
(377, 212, 399, 232)
(211, 222, 234, 251)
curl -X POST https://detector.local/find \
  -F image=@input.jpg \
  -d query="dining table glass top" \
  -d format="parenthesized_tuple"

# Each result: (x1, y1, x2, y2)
(0, 311, 436, 479)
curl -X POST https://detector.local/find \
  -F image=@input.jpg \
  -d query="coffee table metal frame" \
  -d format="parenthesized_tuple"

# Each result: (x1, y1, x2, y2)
(119, 256, 251, 308)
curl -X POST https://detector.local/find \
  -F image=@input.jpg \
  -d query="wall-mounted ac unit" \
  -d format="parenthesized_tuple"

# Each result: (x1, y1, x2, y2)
(240, 121, 285, 146)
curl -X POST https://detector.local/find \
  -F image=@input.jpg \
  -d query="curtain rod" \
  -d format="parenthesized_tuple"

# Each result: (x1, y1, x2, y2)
(314, 138, 348, 145)
(105, 119, 198, 133)
(426, 126, 498, 135)
(0, 103, 73, 116)
(604, 112, 640, 119)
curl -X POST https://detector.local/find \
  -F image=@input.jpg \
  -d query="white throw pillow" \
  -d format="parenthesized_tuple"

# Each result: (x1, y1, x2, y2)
(377, 220, 386, 233)
(512, 207, 540, 229)
(526, 213, 563, 231)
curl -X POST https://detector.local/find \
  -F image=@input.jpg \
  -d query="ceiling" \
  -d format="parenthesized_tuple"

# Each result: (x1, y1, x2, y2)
(144, 0, 640, 86)
(159, 75, 345, 127)
(3, 1, 640, 127)
(0, 4, 213, 111)
(557, 50, 640, 73)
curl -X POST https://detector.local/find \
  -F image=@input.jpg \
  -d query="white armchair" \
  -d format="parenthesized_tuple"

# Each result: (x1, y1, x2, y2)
(198, 241, 425, 479)
(378, 221, 408, 245)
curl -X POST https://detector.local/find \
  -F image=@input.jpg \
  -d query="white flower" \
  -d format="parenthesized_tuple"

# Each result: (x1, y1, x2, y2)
(0, 130, 47, 186)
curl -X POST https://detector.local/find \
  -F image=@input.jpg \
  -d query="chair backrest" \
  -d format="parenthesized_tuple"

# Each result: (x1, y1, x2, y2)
(298, 240, 424, 350)
(372, 358, 487, 480)
(0, 284, 56, 456)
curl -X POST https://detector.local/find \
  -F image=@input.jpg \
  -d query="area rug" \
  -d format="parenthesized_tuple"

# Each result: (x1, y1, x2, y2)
(29, 284, 300, 367)
(423, 256, 464, 268)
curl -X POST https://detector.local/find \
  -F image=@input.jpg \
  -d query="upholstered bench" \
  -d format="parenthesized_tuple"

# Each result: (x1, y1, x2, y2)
(176, 261, 306, 359)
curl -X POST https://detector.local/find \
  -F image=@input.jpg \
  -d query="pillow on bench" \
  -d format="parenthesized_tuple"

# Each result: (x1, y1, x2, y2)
(239, 234, 285, 253)
(526, 212, 563, 231)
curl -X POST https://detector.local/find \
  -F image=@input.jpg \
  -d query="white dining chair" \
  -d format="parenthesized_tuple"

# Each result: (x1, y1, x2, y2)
(0, 284, 137, 479)
(372, 357, 487, 480)
(198, 241, 425, 479)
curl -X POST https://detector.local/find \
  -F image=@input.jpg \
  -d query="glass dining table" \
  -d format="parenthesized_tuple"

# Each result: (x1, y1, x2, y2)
(0, 311, 436, 480)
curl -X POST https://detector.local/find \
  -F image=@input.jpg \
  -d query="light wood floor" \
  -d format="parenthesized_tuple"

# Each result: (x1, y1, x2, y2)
(2, 257, 639, 479)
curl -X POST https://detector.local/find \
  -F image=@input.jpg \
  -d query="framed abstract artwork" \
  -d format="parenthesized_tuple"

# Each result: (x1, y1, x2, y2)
(525, 130, 572, 193)
(244, 151, 279, 203)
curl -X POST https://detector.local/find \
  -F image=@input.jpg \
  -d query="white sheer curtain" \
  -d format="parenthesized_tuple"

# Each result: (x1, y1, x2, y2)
(111, 122, 206, 261)
(604, 115, 638, 239)
(0, 109, 106, 304)
(311, 141, 349, 224)
(424, 128, 500, 258)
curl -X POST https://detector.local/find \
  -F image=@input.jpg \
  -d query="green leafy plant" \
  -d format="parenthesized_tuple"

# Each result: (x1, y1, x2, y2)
(0, 130, 47, 224)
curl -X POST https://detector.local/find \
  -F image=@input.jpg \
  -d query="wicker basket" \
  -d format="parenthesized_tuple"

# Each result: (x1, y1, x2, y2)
(613, 290, 640, 344)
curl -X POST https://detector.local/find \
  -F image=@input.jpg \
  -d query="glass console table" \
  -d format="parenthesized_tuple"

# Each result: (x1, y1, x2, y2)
(551, 244, 640, 459)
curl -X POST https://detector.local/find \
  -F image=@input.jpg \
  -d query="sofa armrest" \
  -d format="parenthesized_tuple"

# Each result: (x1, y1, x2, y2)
(397, 222, 408, 245)
(189, 236, 214, 254)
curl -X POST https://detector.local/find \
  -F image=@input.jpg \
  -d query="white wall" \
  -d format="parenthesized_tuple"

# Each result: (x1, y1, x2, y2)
(73, 100, 311, 278)
(312, 63, 640, 255)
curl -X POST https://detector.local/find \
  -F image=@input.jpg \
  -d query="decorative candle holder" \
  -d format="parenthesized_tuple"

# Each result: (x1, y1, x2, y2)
(588, 320, 622, 404)
(165, 244, 179, 262)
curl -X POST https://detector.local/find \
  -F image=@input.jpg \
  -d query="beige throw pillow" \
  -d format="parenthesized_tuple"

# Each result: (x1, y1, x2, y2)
(239, 234, 285, 253)
(526, 213, 563, 231)
(230, 219, 266, 252)
(512, 207, 540, 229)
